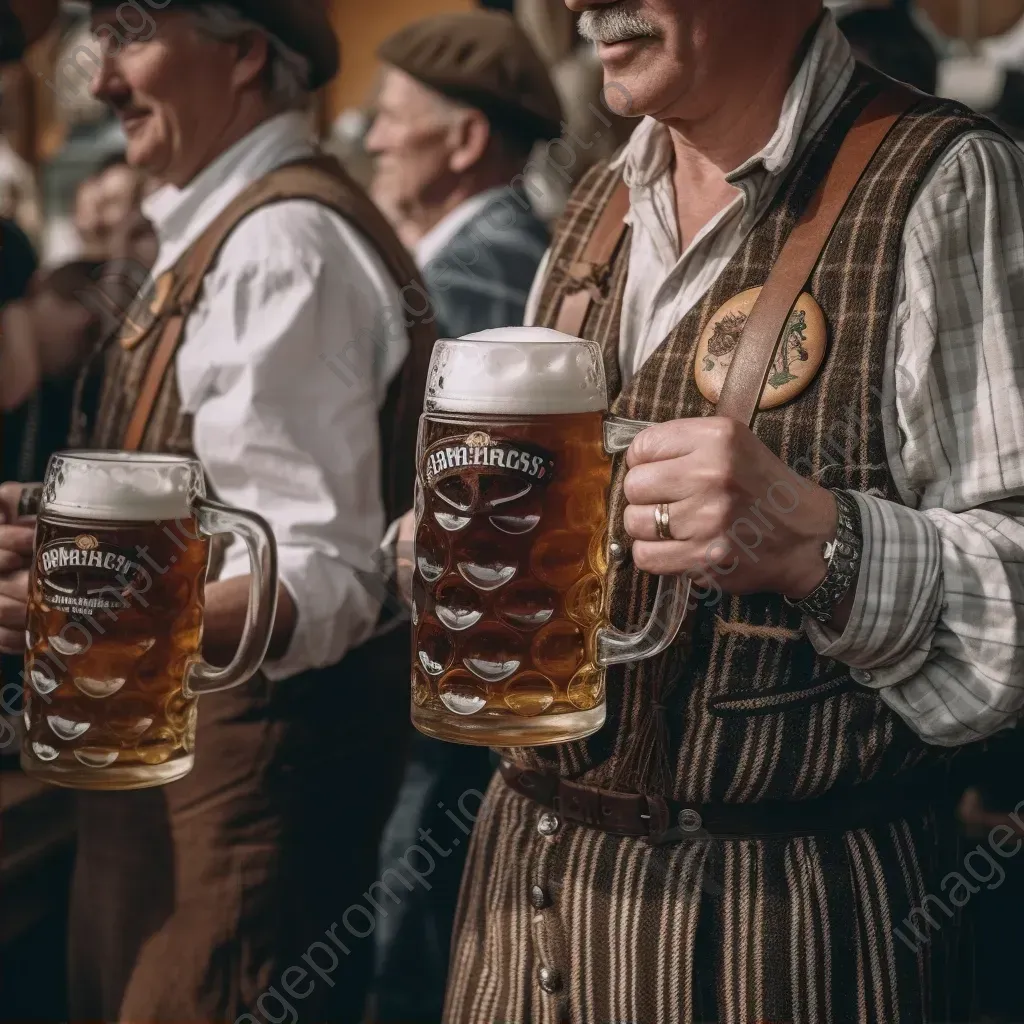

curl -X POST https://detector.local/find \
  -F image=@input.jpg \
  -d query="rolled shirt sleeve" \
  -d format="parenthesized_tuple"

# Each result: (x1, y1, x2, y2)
(805, 132, 1024, 746)
(177, 200, 409, 681)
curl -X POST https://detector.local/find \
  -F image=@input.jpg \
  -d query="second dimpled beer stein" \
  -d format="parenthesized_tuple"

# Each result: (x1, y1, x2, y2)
(21, 452, 277, 790)
(412, 328, 691, 746)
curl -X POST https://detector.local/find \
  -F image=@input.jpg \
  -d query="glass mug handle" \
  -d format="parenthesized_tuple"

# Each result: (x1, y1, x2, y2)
(184, 497, 279, 696)
(596, 416, 691, 667)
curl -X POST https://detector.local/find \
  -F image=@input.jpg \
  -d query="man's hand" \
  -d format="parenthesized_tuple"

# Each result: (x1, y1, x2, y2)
(0, 482, 37, 654)
(622, 418, 838, 600)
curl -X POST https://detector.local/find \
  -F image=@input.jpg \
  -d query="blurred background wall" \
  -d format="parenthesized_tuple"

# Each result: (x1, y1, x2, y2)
(324, 0, 476, 118)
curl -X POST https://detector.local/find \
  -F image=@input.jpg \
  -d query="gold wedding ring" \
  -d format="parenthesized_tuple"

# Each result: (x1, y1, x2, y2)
(654, 502, 672, 541)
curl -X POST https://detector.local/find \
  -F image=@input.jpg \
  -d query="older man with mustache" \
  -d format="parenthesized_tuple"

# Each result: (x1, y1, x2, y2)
(439, 0, 1024, 1021)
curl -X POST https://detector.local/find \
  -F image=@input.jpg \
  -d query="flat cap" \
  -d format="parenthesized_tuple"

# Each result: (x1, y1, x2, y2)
(87, 0, 339, 89)
(378, 10, 563, 146)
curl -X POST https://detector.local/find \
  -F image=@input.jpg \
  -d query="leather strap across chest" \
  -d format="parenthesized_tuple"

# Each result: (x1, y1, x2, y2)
(554, 77, 920, 429)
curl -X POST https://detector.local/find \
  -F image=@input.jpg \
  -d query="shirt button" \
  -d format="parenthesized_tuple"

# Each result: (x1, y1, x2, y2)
(538, 966, 562, 993)
(851, 669, 874, 685)
(678, 808, 703, 832)
(530, 884, 550, 909)
(537, 811, 561, 837)
(609, 541, 626, 566)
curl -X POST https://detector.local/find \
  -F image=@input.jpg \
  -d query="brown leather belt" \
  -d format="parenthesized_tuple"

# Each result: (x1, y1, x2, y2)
(499, 761, 947, 842)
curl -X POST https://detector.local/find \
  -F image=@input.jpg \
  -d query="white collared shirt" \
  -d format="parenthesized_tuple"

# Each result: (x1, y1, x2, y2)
(527, 12, 1024, 747)
(610, 17, 855, 384)
(145, 112, 411, 681)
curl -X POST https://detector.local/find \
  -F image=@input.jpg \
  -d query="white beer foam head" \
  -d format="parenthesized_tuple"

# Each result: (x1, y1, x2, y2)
(43, 452, 204, 522)
(426, 328, 609, 415)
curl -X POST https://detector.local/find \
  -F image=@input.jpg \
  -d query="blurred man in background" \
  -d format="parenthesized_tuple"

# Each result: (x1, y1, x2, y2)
(366, 13, 560, 1021)
(73, 153, 152, 261)
(367, 10, 559, 340)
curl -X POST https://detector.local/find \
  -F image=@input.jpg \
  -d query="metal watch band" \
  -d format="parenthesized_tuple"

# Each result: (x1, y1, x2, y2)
(786, 489, 863, 624)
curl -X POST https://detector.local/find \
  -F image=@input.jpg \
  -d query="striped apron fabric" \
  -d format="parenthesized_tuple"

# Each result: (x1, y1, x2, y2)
(445, 67, 991, 1024)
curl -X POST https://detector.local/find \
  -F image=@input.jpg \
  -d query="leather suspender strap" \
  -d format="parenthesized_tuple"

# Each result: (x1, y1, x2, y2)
(122, 309, 186, 451)
(120, 167, 308, 452)
(554, 181, 631, 337)
(120, 191, 256, 451)
(716, 82, 918, 427)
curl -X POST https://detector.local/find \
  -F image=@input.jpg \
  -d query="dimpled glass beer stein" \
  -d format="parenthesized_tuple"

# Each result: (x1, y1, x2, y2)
(412, 328, 691, 746)
(21, 452, 277, 789)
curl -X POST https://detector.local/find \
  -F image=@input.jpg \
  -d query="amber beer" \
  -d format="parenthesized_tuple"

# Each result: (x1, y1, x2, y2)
(413, 330, 690, 747)
(22, 452, 277, 790)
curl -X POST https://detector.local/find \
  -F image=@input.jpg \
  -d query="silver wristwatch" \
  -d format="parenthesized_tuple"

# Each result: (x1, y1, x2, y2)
(785, 489, 863, 624)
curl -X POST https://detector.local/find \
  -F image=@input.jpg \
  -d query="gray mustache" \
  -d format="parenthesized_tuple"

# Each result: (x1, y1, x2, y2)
(578, 7, 660, 44)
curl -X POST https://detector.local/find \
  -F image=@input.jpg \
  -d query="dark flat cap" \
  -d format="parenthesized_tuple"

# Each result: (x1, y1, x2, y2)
(88, 0, 339, 89)
(1, 0, 58, 63)
(379, 10, 564, 145)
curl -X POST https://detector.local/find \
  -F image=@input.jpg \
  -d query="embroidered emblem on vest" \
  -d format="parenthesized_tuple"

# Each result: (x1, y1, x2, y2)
(119, 270, 175, 350)
(695, 286, 827, 409)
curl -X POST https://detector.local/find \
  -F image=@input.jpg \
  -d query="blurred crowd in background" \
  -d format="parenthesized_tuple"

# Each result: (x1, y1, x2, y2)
(2, 1, 1024, 1021)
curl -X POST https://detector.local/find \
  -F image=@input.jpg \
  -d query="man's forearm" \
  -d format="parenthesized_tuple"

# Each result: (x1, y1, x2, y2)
(202, 577, 296, 668)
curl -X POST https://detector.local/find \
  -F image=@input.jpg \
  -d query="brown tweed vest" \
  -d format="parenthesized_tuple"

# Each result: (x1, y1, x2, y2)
(512, 67, 994, 804)
(74, 155, 434, 529)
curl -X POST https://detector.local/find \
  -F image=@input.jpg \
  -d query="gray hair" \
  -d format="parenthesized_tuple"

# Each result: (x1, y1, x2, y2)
(190, 3, 312, 109)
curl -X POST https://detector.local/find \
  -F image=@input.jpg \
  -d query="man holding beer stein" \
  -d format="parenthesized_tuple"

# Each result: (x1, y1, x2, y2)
(393, 0, 1024, 1019)
(0, 2, 435, 1022)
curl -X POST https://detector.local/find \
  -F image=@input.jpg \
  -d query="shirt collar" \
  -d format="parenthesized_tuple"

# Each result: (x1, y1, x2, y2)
(413, 188, 509, 269)
(611, 10, 855, 189)
(143, 111, 317, 280)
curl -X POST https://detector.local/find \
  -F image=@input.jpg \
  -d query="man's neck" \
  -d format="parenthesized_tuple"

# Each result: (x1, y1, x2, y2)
(663, 10, 821, 251)
(406, 166, 512, 239)
(168, 101, 288, 189)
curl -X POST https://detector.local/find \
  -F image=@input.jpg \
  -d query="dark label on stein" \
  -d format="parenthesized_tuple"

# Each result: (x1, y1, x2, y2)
(425, 432, 555, 486)
(38, 534, 143, 614)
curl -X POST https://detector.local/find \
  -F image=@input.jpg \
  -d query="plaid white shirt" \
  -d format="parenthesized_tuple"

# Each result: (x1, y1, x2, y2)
(527, 13, 1024, 746)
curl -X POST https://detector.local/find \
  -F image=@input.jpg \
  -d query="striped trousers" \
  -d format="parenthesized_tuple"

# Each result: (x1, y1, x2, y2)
(444, 776, 974, 1024)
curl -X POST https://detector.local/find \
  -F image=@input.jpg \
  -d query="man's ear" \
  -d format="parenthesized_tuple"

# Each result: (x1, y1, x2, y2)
(448, 109, 492, 175)
(230, 30, 272, 92)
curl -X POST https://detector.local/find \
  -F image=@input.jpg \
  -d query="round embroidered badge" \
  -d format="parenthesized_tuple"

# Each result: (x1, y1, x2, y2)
(695, 286, 827, 410)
